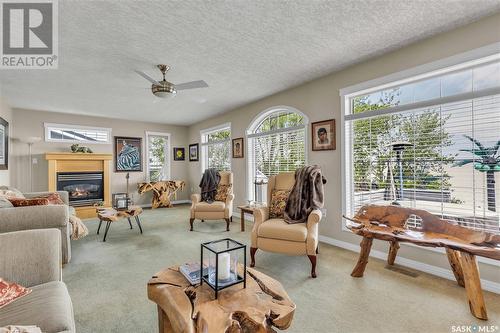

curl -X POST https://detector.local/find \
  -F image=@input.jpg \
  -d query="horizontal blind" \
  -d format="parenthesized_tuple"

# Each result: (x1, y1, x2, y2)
(201, 126, 231, 171)
(346, 93, 500, 234)
(248, 127, 306, 201)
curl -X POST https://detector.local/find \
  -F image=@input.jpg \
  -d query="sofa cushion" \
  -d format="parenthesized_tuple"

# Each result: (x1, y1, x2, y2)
(0, 281, 74, 333)
(257, 218, 307, 242)
(0, 188, 24, 199)
(269, 189, 290, 218)
(33, 193, 65, 205)
(194, 201, 225, 212)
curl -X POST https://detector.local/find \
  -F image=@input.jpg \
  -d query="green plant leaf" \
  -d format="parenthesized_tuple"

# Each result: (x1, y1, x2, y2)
(453, 159, 474, 167)
(458, 148, 489, 157)
(464, 135, 486, 150)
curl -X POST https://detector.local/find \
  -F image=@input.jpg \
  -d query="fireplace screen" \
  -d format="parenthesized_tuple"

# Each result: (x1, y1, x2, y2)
(57, 172, 104, 206)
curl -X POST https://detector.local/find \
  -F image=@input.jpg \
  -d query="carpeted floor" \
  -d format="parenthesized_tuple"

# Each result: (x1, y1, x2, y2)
(64, 205, 500, 333)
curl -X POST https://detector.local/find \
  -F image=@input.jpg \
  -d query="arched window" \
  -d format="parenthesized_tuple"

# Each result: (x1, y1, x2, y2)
(247, 106, 308, 203)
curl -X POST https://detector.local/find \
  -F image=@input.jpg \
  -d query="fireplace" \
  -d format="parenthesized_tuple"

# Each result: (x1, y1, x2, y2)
(57, 172, 104, 207)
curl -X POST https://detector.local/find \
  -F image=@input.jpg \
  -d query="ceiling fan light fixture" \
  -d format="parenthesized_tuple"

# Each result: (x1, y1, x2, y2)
(152, 82, 177, 98)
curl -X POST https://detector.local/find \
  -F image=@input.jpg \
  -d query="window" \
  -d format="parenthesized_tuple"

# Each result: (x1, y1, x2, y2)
(45, 123, 111, 144)
(343, 55, 500, 234)
(201, 124, 231, 171)
(247, 107, 307, 202)
(146, 132, 170, 182)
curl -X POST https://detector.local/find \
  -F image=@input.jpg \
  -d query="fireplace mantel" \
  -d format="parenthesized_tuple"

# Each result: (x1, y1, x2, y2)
(46, 152, 112, 218)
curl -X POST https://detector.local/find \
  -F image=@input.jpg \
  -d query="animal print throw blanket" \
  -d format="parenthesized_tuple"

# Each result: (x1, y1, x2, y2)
(199, 168, 220, 203)
(284, 165, 326, 224)
(69, 214, 88, 240)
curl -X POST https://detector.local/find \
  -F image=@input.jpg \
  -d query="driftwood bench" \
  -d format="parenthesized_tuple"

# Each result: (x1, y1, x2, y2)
(344, 205, 500, 321)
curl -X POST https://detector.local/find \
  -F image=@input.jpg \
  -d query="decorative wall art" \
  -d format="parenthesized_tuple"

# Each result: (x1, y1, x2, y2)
(114, 136, 143, 172)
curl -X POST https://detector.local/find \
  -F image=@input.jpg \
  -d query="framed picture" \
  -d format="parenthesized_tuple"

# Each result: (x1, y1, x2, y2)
(114, 136, 143, 172)
(311, 119, 336, 151)
(232, 137, 244, 158)
(189, 143, 199, 161)
(174, 147, 185, 161)
(112, 193, 129, 210)
(0, 117, 8, 170)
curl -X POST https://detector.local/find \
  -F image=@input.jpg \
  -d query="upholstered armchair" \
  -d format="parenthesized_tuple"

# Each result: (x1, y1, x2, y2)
(190, 171, 234, 231)
(250, 172, 322, 278)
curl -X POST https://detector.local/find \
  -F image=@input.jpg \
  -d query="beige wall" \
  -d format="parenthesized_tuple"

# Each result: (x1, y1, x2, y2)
(0, 97, 12, 185)
(11, 108, 191, 205)
(187, 14, 500, 283)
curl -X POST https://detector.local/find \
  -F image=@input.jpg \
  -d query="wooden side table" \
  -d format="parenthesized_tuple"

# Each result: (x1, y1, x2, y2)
(148, 265, 295, 332)
(96, 206, 143, 242)
(236, 205, 259, 232)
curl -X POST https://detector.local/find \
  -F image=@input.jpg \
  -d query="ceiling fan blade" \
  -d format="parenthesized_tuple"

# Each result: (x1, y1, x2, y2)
(134, 70, 159, 85)
(175, 80, 208, 90)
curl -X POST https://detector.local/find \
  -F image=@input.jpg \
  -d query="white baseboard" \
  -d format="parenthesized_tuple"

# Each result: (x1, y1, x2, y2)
(319, 235, 500, 294)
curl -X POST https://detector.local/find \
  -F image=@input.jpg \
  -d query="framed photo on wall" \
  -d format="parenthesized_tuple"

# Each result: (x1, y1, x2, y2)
(311, 119, 336, 151)
(232, 137, 244, 158)
(189, 143, 199, 161)
(114, 136, 143, 172)
(174, 147, 185, 161)
(0, 117, 8, 170)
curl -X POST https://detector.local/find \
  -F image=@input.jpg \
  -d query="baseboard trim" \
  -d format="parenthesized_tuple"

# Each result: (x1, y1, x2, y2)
(319, 235, 500, 294)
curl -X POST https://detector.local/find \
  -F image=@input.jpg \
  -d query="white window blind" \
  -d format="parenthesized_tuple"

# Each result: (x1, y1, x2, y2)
(146, 132, 170, 182)
(44, 123, 111, 144)
(201, 125, 231, 171)
(247, 109, 307, 202)
(344, 58, 500, 234)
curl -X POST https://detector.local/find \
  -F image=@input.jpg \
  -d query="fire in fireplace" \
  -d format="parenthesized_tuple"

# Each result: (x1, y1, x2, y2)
(57, 172, 104, 206)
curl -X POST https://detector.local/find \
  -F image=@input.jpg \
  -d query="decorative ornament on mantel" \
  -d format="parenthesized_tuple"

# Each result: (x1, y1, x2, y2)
(70, 144, 93, 153)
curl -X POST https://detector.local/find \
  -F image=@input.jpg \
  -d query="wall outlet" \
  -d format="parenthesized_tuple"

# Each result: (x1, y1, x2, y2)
(320, 208, 327, 218)
(32, 158, 38, 164)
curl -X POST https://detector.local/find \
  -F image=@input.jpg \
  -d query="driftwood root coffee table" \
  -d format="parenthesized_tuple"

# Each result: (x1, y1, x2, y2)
(148, 265, 295, 332)
(96, 206, 143, 242)
(344, 204, 500, 320)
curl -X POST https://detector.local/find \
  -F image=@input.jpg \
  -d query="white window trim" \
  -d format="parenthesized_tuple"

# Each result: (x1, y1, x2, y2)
(200, 123, 232, 172)
(245, 106, 309, 201)
(339, 43, 500, 267)
(145, 131, 171, 182)
(44, 122, 112, 144)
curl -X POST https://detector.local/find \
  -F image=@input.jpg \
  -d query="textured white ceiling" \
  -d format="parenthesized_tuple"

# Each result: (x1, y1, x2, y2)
(1, 1, 499, 125)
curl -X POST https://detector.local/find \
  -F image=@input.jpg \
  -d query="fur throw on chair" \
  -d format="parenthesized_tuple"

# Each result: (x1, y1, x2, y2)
(199, 168, 221, 203)
(284, 165, 326, 224)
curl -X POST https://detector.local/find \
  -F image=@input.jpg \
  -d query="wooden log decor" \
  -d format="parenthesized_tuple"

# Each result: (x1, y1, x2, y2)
(138, 180, 185, 209)
(148, 265, 295, 333)
(344, 204, 500, 320)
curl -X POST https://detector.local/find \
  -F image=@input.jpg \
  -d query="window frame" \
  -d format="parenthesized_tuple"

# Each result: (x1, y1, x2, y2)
(340, 43, 500, 266)
(44, 122, 112, 144)
(145, 131, 171, 182)
(200, 123, 232, 172)
(246, 106, 309, 201)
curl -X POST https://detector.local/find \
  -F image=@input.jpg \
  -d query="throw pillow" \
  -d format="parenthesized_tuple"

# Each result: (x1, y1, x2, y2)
(8, 198, 49, 207)
(0, 278, 32, 309)
(33, 192, 65, 205)
(0, 188, 25, 199)
(215, 184, 232, 202)
(269, 189, 291, 218)
(0, 197, 13, 208)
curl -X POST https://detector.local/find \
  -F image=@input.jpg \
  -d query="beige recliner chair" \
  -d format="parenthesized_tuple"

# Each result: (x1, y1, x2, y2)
(190, 171, 234, 231)
(250, 172, 322, 278)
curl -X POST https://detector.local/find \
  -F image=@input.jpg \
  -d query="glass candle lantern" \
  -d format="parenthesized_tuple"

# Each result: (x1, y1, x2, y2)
(200, 238, 246, 299)
(112, 193, 129, 210)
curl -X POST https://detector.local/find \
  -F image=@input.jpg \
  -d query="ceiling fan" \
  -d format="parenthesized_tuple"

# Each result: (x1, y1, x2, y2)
(135, 64, 208, 98)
